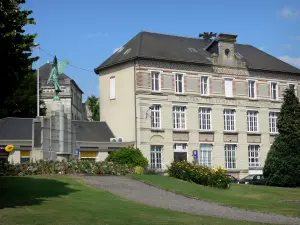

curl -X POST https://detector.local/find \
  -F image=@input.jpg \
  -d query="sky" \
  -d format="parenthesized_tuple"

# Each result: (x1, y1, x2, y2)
(24, 0, 300, 100)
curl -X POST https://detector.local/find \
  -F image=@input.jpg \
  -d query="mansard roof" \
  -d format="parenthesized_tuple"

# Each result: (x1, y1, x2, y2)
(94, 31, 300, 75)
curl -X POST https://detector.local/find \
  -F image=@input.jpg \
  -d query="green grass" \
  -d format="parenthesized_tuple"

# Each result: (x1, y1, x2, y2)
(0, 176, 269, 225)
(132, 174, 300, 217)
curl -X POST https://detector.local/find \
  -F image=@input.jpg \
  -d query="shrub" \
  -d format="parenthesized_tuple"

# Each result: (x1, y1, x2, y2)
(0, 159, 133, 176)
(168, 161, 231, 189)
(106, 146, 148, 167)
(134, 166, 144, 174)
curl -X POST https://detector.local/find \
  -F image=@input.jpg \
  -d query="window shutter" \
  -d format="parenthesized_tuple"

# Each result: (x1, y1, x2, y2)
(224, 79, 233, 97)
(110, 77, 116, 99)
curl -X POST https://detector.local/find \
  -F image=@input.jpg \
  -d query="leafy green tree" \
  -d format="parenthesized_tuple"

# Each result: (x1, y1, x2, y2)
(263, 87, 300, 187)
(0, 0, 45, 118)
(86, 95, 100, 121)
(106, 146, 148, 167)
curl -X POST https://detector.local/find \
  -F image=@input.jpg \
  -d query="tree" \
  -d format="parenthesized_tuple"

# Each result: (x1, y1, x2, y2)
(263, 87, 300, 187)
(86, 95, 100, 121)
(0, 0, 44, 118)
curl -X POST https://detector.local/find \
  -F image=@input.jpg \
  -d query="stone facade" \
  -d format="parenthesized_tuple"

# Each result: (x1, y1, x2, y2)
(99, 56, 300, 178)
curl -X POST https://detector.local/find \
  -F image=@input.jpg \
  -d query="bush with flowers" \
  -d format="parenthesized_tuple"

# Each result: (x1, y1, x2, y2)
(167, 161, 231, 189)
(0, 158, 133, 176)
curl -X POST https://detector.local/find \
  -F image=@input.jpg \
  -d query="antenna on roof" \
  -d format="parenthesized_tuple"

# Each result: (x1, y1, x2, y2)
(199, 32, 217, 41)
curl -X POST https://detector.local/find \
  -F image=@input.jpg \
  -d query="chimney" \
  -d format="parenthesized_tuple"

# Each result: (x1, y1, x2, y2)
(206, 33, 238, 66)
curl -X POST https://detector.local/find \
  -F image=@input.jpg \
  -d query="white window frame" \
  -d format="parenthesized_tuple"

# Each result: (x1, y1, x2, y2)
(248, 80, 257, 99)
(151, 104, 161, 129)
(223, 109, 235, 131)
(269, 111, 278, 134)
(151, 71, 161, 92)
(224, 78, 233, 98)
(225, 144, 236, 169)
(247, 110, 259, 132)
(109, 77, 116, 100)
(288, 83, 297, 96)
(199, 107, 212, 131)
(248, 145, 260, 167)
(270, 82, 278, 100)
(199, 143, 213, 167)
(200, 76, 209, 96)
(173, 143, 188, 161)
(173, 105, 187, 130)
(174, 73, 184, 93)
(150, 145, 163, 170)
(174, 143, 188, 152)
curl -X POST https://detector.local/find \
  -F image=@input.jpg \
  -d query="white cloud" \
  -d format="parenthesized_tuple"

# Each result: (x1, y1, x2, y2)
(292, 36, 300, 41)
(258, 47, 264, 51)
(278, 7, 300, 18)
(87, 32, 108, 39)
(278, 55, 300, 68)
(113, 48, 120, 53)
(282, 43, 292, 49)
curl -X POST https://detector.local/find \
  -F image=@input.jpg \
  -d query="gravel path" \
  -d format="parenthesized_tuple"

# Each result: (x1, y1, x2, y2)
(83, 176, 300, 225)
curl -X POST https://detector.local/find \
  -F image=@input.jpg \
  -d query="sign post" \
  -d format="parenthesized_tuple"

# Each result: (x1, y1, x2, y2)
(192, 150, 198, 164)
(76, 148, 80, 160)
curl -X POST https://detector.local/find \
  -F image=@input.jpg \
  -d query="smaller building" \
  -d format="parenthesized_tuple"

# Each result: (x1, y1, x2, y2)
(39, 63, 85, 120)
(0, 117, 132, 164)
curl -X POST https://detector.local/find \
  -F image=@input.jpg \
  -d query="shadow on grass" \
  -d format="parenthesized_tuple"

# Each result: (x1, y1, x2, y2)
(0, 176, 78, 209)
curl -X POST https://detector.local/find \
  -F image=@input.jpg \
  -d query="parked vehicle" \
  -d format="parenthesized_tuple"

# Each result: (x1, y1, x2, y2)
(226, 175, 239, 183)
(238, 174, 265, 185)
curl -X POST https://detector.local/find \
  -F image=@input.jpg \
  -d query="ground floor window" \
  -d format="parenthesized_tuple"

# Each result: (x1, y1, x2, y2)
(0, 157, 8, 164)
(200, 144, 212, 166)
(150, 145, 162, 169)
(20, 150, 30, 163)
(173, 143, 187, 162)
(225, 144, 236, 169)
(248, 145, 260, 167)
(21, 157, 30, 163)
(80, 158, 96, 162)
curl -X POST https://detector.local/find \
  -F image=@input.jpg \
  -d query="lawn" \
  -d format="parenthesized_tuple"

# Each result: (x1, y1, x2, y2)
(0, 176, 269, 225)
(132, 174, 300, 217)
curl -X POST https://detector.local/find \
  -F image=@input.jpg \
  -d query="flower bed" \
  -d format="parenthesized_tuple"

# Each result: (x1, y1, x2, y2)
(0, 159, 133, 176)
(167, 161, 231, 189)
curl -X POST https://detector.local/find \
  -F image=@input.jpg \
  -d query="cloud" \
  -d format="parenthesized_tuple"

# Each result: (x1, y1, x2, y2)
(278, 7, 300, 18)
(87, 32, 108, 39)
(292, 36, 300, 41)
(258, 47, 264, 51)
(113, 48, 120, 53)
(282, 43, 292, 49)
(278, 55, 300, 68)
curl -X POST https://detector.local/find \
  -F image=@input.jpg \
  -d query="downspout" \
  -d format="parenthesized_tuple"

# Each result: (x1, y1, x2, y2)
(134, 61, 138, 147)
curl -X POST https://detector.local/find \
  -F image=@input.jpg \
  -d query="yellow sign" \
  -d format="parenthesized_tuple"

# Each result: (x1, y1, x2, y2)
(5, 144, 14, 153)
(80, 151, 97, 157)
(20, 151, 30, 157)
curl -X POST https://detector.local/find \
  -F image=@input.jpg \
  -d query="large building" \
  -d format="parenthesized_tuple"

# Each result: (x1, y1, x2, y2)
(95, 31, 300, 178)
(39, 63, 85, 120)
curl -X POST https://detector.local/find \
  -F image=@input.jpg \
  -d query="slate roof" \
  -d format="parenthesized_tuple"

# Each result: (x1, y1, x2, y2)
(94, 31, 300, 75)
(0, 118, 114, 142)
(0, 118, 33, 140)
(72, 121, 115, 142)
(39, 63, 84, 94)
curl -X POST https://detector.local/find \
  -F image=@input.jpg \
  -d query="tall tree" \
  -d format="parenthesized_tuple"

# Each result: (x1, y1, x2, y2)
(86, 95, 100, 121)
(0, 0, 44, 118)
(263, 87, 300, 187)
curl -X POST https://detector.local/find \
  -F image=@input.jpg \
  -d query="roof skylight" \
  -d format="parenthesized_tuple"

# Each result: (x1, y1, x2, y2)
(188, 48, 197, 53)
(123, 48, 131, 55)
(235, 53, 243, 59)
